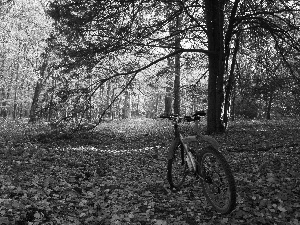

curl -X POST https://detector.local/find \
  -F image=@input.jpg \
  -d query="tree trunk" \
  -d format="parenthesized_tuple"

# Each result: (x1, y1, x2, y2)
(165, 58, 173, 116)
(87, 76, 92, 122)
(29, 80, 43, 122)
(205, 0, 226, 134)
(154, 86, 160, 117)
(106, 81, 111, 119)
(223, 37, 239, 128)
(111, 87, 116, 119)
(0, 54, 7, 118)
(0, 88, 7, 118)
(117, 97, 121, 119)
(13, 57, 20, 120)
(173, 53, 181, 115)
(173, 11, 182, 115)
(123, 89, 131, 119)
(48, 73, 56, 121)
(6, 64, 14, 118)
(29, 49, 49, 123)
(164, 85, 172, 116)
(230, 81, 236, 121)
(48, 93, 54, 121)
(137, 92, 140, 116)
(266, 92, 273, 120)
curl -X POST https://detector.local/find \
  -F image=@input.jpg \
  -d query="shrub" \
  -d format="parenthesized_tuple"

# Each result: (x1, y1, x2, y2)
(235, 100, 258, 119)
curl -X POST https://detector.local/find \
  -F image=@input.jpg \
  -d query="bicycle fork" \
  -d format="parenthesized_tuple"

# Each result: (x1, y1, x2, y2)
(180, 135, 197, 171)
(181, 136, 213, 184)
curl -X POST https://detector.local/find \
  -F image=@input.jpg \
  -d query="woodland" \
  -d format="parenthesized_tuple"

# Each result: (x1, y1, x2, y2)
(0, 0, 300, 224)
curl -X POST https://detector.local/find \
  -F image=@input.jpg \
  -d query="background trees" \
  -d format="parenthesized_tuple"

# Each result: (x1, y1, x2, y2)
(0, 0, 52, 120)
(0, 0, 300, 133)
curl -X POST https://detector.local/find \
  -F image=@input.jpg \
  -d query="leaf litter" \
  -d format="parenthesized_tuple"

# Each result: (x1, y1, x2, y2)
(0, 118, 299, 224)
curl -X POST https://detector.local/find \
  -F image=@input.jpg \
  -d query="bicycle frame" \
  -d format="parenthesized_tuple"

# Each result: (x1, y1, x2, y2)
(167, 119, 220, 161)
(165, 113, 237, 214)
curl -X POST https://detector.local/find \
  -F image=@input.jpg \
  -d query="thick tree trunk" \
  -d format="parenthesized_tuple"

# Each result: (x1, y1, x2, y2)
(205, 0, 226, 134)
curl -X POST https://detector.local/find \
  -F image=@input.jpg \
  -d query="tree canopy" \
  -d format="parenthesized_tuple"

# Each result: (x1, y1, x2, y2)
(45, 0, 300, 133)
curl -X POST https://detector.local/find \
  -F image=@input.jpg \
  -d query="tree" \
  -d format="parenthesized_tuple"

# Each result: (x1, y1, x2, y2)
(205, 0, 300, 131)
(223, 36, 239, 127)
(47, 0, 300, 133)
(0, 0, 52, 120)
(204, 0, 227, 133)
(47, 0, 211, 128)
(169, 2, 182, 115)
(29, 46, 51, 122)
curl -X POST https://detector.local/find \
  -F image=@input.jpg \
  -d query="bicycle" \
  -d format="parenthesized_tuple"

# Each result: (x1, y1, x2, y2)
(160, 111, 236, 214)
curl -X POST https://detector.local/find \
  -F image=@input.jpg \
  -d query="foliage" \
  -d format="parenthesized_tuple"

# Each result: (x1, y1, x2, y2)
(0, 0, 52, 119)
(43, 0, 300, 133)
(233, 35, 300, 119)
(0, 118, 300, 224)
(234, 99, 258, 119)
(1, 0, 300, 133)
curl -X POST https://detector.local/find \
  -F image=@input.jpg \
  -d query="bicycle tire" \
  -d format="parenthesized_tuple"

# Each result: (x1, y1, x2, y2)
(167, 143, 188, 190)
(198, 146, 236, 214)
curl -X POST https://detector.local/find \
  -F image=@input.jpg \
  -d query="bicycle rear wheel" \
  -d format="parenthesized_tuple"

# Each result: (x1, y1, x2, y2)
(198, 146, 236, 214)
(167, 143, 188, 190)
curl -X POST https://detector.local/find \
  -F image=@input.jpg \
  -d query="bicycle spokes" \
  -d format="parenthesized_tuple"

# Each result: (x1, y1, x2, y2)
(201, 152, 233, 211)
(167, 147, 188, 189)
(163, 110, 236, 214)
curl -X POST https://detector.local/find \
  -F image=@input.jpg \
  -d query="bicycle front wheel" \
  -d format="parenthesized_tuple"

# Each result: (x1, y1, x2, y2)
(167, 143, 188, 191)
(198, 146, 236, 214)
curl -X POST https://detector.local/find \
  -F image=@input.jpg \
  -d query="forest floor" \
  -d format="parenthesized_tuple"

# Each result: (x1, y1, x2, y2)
(0, 117, 300, 225)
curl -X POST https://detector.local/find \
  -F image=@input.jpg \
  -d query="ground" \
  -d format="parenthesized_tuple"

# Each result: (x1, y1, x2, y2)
(0, 118, 299, 224)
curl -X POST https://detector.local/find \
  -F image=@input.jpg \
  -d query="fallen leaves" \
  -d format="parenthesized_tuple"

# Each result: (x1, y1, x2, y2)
(0, 118, 299, 224)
